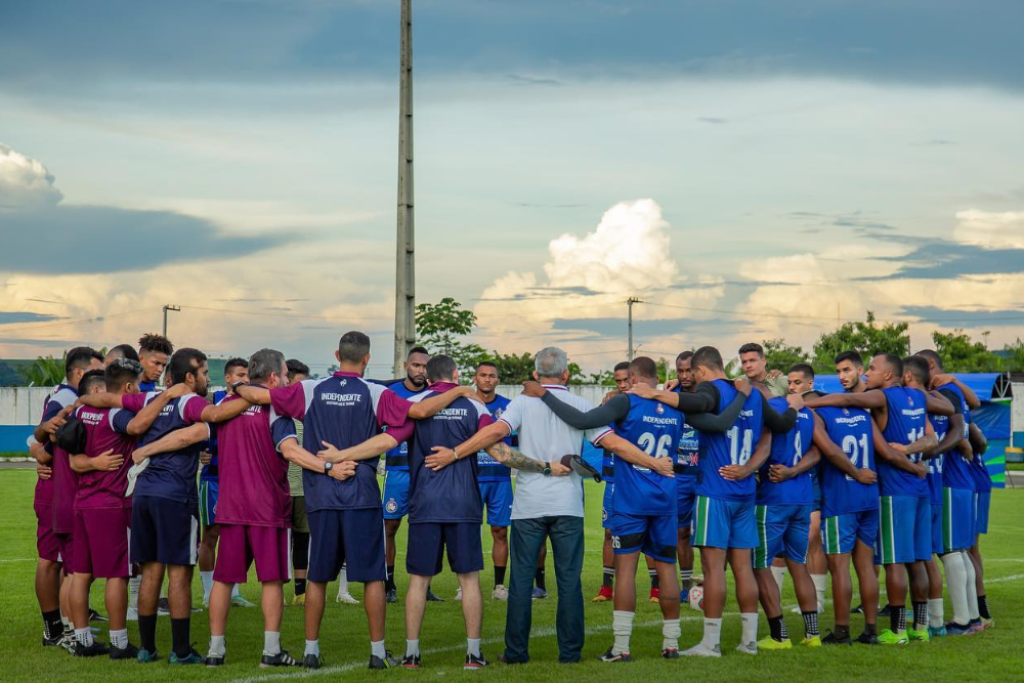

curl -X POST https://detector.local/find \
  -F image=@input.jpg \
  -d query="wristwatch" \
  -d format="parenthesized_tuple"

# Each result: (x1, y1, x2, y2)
(324, 461, 334, 475)
(543, 462, 552, 476)
(230, 381, 246, 392)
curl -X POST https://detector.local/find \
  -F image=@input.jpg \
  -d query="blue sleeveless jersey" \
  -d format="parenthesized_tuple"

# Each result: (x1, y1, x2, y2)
(816, 405, 879, 517)
(879, 386, 929, 498)
(927, 409, 948, 505)
(381, 381, 429, 471)
(757, 399, 814, 506)
(696, 379, 763, 502)
(476, 394, 513, 482)
(937, 385, 974, 491)
(611, 394, 684, 516)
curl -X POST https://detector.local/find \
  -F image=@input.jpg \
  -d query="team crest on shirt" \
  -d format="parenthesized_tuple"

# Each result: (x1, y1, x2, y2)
(656, 403, 665, 415)
(339, 379, 347, 387)
(385, 498, 398, 514)
(842, 409, 849, 416)
(908, 395, 915, 407)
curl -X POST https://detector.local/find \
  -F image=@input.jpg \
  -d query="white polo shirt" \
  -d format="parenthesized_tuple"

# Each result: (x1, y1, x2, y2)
(497, 385, 611, 520)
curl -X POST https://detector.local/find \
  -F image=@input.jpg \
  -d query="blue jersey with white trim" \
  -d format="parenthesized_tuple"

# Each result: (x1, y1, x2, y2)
(696, 379, 763, 502)
(756, 399, 815, 506)
(816, 405, 878, 516)
(611, 394, 684, 516)
(476, 394, 513, 482)
(879, 386, 929, 498)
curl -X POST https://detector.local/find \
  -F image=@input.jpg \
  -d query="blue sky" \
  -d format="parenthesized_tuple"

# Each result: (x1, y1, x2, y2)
(1, 0, 1022, 374)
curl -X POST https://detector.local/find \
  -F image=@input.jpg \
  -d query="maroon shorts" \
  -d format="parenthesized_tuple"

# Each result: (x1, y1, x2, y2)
(74, 508, 132, 579)
(55, 532, 76, 575)
(35, 501, 60, 563)
(214, 524, 291, 584)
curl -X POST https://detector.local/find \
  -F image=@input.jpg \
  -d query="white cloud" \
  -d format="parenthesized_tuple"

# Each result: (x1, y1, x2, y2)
(953, 209, 1024, 250)
(0, 141, 63, 209)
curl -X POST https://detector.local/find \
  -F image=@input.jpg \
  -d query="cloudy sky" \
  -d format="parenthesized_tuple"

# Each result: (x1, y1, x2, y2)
(1, 0, 1023, 376)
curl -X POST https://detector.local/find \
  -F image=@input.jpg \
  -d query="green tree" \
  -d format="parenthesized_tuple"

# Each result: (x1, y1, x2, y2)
(415, 298, 486, 379)
(484, 351, 536, 385)
(588, 369, 616, 386)
(761, 339, 811, 373)
(932, 330, 1003, 372)
(567, 362, 587, 386)
(25, 354, 66, 387)
(812, 312, 910, 372)
(1004, 338, 1024, 372)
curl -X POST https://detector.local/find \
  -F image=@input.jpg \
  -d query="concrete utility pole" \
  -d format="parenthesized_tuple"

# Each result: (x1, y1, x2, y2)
(162, 304, 180, 338)
(627, 297, 643, 360)
(393, 0, 416, 378)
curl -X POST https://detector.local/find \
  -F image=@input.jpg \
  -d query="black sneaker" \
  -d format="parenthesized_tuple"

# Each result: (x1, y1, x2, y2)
(662, 648, 680, 659)
(261, 650, 300, 668)
(426, 588, 445, 603)
(136, 647, 160, 664)
(401, 654, 421, 670)
(157, 598, 171, 616)
(597, 648, 632, 663)
(43, 632, 64, 648)
(369, 651, 398, 669)
(878, 605, 891, 618)
(822, 632, 853, 646)
(74, 640, 111, 657)
(857, 631, 879, 645)
(88, 608, 108, 623)
(385, 589, 398, 604)
(302, 654, 323, 669)
(851, 603, 864, 615)
(464, 653, 489, 669)
(110, 643, 140, 660)
(206, 654, 225, 667)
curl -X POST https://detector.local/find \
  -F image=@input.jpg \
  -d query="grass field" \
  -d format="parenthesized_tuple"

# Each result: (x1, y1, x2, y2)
(1, 468, 1021, 683)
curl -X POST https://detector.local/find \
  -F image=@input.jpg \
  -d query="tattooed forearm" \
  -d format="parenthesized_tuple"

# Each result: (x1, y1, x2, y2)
(486, 442, 548, 473)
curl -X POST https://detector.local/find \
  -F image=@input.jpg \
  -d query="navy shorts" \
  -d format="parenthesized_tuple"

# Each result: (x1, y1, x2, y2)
(974, 491, 990, 535)
(307, 508, 386, 583)
(130, 495, 199, 566)
(611, 512, 677, 563)
(478, 481, 513, 527)
(406, 522, 484, 576)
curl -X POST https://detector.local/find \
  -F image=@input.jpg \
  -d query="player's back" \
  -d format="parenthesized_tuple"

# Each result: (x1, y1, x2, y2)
(74, 405, 136, 509)
(697, 378, 763, 501)
(408, 387, 489, 523)
(756, 399, 814, 506)
(816, 405, 878, 517)
(379, 380, 429, 471)
(612, 394, 683, 516)
(131, 392, 208, 503)
(878, 386, 929, 498)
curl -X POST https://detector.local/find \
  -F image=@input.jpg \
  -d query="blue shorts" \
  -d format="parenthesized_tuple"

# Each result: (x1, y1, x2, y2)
(130, 495, 199, 566)
(821, 508, 879, 556)
(754, 504, 811, 568)
(478, 480, 513, 528)
(307, 508, 386, 583)
(676, 477, 697, 530)
(931, 503, 943, 556)
(198, 479, 218, 527)
(382, 470, 410, 520)
(943, 487, 975, 553)
(876, 495, 931, 565)
(406, 522, 484, 576)
(691, 496, 757, 550)
(974, 491, 990, 535)
(611, 512, 677, 563)
(602, 483, 615, 530)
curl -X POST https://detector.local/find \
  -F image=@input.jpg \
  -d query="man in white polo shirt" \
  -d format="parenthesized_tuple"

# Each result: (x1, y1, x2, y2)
(434, 347, 647, 664)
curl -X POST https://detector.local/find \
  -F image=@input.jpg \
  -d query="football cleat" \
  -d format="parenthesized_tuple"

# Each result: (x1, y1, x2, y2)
(110, 643, 140, 660)
(385, 589, 398, 604)
(757, 636, 792, 650)
(464, 653, 490, 669)
(592, 586, 613, 602)
(157, 597, 170, 616)
(944, 622, 973, 636)
(597, 648, 632, 663)
(649, 587, 661, 603)
(302, 654, 323, 669)
(907, 628, 930, 642)
(136, 647, 160, 663)
(928, 625, 947, 638)
(801, 636, 822, 647)
(455, 586, 463, 602)
(531, 587, 548, 600)
(73, 640, 111, 657)
(292, 593, 306, 606)
(682, 643, 721, 658)
(336, 591, 359, 605)
(661, 647, 680, 659)
(425, 588, 445, 603)
(369, 651, 398, 670)
(735, 641, 758, 655)
(169, 647, 206, 665)
(206, 654, 225, 667)
(876, 630, 908, 645)
(492, 585, 509, 601)
(231, 593, 256, 608)
(822, 632, 853, 646)
(88, 608, 108, 623)
(856, 631, 879, 645)
(401, 654, 421, 669)
(261, 650, 300, 668)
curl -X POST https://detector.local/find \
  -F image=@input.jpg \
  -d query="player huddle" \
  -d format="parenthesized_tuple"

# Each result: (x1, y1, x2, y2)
(29, 333, 995, 670)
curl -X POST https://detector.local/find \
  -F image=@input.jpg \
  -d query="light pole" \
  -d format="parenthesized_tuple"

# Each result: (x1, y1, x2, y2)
(163, 304, 180, 338)
(393, 0, 416, 377)
(626, 297, 644, 360)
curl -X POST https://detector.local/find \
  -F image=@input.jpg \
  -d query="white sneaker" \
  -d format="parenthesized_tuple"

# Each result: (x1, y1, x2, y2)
(231, 594, 256, 608)
(682, 643, 721, 658)
(492, 585, 509, 601)
(735, 641, 758, 655)
(336, 591, 359, 605)
(126, 607, 138, 622)
(455, 587, 463, 602)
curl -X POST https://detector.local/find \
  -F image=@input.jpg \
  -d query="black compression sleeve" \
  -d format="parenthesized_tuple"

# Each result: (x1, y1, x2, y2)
(539, 391, 629, 429)
(761, 393, 798, 433)
(938, 388, 963, 415)
(686, 388, 746, 434)
(673, 383, 719, 414)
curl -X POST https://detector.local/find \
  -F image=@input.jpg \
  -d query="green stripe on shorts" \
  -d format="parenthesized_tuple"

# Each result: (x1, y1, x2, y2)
(824, 516, 840, 555)
(693, 496, 708, 546)
(879, 496, 894, 565)
(943, 488, 953, 554)
(754, 505, 769, 568)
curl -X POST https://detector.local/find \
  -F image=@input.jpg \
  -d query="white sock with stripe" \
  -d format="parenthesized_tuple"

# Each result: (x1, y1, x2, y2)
(740, 613, 759, 646)
(701, 617, 722, 650)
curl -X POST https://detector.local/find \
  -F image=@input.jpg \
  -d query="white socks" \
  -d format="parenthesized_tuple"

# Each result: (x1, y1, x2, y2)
(340, 564, 350, 594)
(406, 639, 420, 657)
(209, 635, 226, 657)
(264, 631, 281, 656)
(771, 565, 787, 595)
(928, 598, 944, 628)
(467, 638, 481, 657)
(612, 610, 634, 655)
(740, 612, 758, 646)
(701, 617, 723, 649)
(200, 571, 214, 600)
(128, 575, 141, 610)
(662, 618, 681, 651)
(941, 551, 970, 625)
(811, 574, 828, 612)
(371, 640, 387, 659)
(74, 627, 94, 648)
(304, 639, 320, 657)
(963, 550, 981, 620)
(110, 629, 128, 649)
